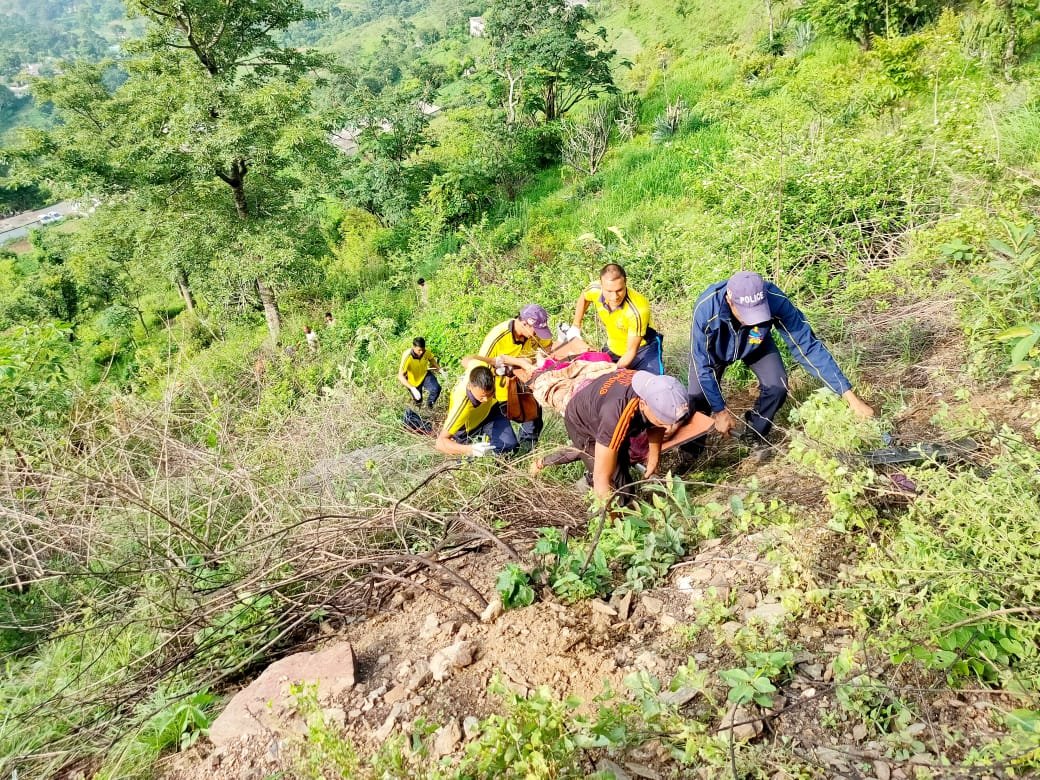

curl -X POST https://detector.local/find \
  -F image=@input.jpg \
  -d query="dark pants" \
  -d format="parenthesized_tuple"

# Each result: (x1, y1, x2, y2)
(495, 401, 543, 449)
(608, 329, 665, 374)
(688, 339, 789, 441)
(453, 404, 518, 455)
(414, 372, 441, 409)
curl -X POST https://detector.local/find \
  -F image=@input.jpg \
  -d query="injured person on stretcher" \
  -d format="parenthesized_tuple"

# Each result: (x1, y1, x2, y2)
(486, 339, 713, 501)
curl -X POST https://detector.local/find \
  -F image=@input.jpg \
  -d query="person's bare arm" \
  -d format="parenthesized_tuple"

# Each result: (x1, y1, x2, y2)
(644, 427, 664, 477)
(436, 429, 477, 457)
(572, 294, 591, 331)
(614, 330, 642, 369)
(397, 371, 414, 390)
(592, 443, 619, 503)
(842, 389, 875, 418)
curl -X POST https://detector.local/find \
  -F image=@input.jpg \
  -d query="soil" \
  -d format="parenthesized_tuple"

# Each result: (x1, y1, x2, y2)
(163, 305, 1036, 780)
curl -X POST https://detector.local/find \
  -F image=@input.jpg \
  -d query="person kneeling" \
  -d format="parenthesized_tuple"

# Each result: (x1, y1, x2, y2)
(435, 362, 518, 458)
(564, 370, 689, 503)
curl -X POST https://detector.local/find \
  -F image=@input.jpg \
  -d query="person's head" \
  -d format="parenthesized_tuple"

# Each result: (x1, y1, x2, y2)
(632, 372, 690, 438)
(324, 312, 333, 321)
(466, 365, 495, 403)
(304, 325, 312, 334)
(417, 277, 425, 287)
(515, 304, 552, 341)
(412, 336, 426, 356)
(599, 263, 628, 309)
(725, 271, 771, 326)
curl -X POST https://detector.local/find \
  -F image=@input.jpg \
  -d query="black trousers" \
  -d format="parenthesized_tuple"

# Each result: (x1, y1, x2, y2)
(689, 338, 789, 440)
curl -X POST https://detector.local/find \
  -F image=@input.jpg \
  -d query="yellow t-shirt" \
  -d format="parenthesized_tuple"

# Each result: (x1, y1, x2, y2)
(582, 285, 653, 356)
(478, 319, 552, 402)
(441, 365, 496, 437)
(399, 348, 435, 388)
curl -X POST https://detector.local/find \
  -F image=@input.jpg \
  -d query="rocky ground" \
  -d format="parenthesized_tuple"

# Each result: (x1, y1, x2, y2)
(162, 466, 1016, 779)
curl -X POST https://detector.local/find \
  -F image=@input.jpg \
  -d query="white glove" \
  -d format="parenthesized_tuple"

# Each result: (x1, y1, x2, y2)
(409, 386, 421, 402)
(470, 442, 495, 457)
(557, 323, 581, 343)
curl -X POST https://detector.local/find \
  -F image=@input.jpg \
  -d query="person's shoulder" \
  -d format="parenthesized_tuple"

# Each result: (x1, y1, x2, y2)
(583, 283, 601, 301)
(628, 287, 651, 306)
(764, 282, 790, 301)
(693, 281, 726, 319)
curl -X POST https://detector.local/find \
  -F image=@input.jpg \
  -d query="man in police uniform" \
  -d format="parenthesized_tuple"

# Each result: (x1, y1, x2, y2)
(571, 263, 664, 374)
(688, 271, 874, 446)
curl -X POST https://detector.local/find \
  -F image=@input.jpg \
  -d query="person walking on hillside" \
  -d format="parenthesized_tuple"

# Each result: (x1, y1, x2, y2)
(571, 263, 664, 374)
(397, 337, 441, 409)
(324, 312, 336, 327)
(478, 304, 557, 451)
(562, 369, 689, 503)
(435, 361, 518, 458)
(304, 325, 319, 351)
(687, 271, 874, 450)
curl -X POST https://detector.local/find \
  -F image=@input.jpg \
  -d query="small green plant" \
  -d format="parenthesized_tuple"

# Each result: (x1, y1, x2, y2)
(495, 563, 536, 610)
(994, 323, 1040, 372)
(287, 683, 360, 779)
(651, 97, 687, 143)
(719, 650, 793, 708)
(939, 238, 975, 263)
(136, 688, 216, 753)
(458, 680, 595, 778)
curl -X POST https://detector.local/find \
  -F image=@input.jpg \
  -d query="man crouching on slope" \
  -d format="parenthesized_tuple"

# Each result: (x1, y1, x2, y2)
(688, 271, 874, 451)
(564, 370, 689, 503)
(435, 361, 518, 458)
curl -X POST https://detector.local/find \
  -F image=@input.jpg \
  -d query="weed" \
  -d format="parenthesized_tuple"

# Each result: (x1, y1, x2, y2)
(720, 650, 794, 708)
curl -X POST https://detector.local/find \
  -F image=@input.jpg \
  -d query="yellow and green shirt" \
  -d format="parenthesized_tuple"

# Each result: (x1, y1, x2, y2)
(441, 365, 496, 437)
(399, 348, 436, 388)
(582, 284, 653, 357)
(478, 319, 552, 402)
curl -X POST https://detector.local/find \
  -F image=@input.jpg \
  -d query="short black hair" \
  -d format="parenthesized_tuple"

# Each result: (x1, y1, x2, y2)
(325, 311, 333, 318)
(417, 277, 425, 285)
(469, 365, 494, 393)
(600, 263, 627, 281)
(413, 336, 426, 349)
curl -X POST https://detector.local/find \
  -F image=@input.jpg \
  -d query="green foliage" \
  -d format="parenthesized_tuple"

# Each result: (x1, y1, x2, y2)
(854, 429, 1040, 691)
(135, 688, 216, 753)
(719, 651, 793, 708)
(0, 321, 72, 438)
(801, 0, 947, 48)
(287, 684, 361, 779)
(495, 563, 535, 609)
(458, 681, 591, 777)
(484, 0, 619, 122)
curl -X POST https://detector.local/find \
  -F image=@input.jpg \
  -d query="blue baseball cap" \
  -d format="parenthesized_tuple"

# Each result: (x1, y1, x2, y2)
(519, 304, 552, 340)
(727, 271, 771, 326)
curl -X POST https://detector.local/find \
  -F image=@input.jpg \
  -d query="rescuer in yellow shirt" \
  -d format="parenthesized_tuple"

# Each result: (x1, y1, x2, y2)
(478, 304, 555, 451)
(435, 362, 518, 457)
(397, 337, 441, 409)
(572, 263, 664, 375)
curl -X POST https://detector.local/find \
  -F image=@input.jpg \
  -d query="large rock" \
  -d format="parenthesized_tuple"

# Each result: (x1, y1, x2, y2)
(209, 642, 356, 747)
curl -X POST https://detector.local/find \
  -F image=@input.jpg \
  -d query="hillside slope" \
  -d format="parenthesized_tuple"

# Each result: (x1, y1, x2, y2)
(1, 0, 1039, 778)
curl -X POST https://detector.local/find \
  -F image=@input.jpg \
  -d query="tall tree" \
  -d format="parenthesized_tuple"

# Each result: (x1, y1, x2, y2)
(484, 0, 618, 123)
(14, 0, 333, 344)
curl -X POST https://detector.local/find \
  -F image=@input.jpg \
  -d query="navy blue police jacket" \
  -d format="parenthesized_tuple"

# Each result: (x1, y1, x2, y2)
(689, 280, 852, 413)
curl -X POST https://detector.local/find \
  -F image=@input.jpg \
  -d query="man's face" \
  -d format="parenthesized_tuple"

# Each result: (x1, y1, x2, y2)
(468, 383, 494, 404)
(725, 292, 748, 326)
(516, 318, 538, 339)
(640, 401, 682, 438)
(600, 274, 627, 309)
(412, 346, 426, 358)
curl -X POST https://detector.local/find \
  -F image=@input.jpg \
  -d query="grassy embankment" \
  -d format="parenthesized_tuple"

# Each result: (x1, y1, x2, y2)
(2, 0, 1040, 776)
